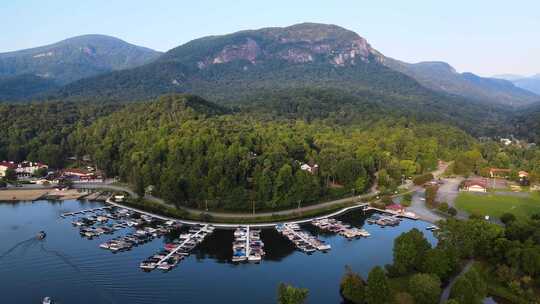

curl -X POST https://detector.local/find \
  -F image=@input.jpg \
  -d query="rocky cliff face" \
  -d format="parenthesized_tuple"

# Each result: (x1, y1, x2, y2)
(192, 23, 383, 70)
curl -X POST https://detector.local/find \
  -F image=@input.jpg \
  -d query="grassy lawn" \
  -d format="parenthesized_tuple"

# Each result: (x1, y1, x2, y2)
(455, 192, 540, 220)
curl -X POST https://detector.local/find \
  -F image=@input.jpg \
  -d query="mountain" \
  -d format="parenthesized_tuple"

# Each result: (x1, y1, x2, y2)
(511, 75, 540, 95)
(0, 74, 58, 101)
(0, 34, 162, 95)
(382, 59, 540, 107)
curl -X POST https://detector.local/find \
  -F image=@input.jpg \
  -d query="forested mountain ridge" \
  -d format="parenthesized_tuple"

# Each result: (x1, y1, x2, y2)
(383, 58, 540, 107)
(0, 74, 58, 101)
(0, 34, 162, 98)
(48, 23, 513, 137)
(72, 94, 475, 211)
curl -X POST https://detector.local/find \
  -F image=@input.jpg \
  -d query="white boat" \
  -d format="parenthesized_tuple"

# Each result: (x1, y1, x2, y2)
(42, 297, 53, 304)
(248, 254, 262, 263)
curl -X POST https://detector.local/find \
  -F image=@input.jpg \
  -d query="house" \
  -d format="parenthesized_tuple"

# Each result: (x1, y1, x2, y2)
(15, 161, 48, 179)
(300, 163, 319, 174)
(0, 161, 16, 177)
(518, 171, 530, 186)
(386, 203, 405, 213)
(462, 179, 488, 192)
(62, 168, 103, 183)
(489, 168, 511, 179)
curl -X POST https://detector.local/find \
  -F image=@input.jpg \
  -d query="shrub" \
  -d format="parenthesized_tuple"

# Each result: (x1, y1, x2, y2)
(438, 202, 449, 213)
(500, 213, 517, 225)
(448, 207, 457, 217)
(413, 173, 434, 186)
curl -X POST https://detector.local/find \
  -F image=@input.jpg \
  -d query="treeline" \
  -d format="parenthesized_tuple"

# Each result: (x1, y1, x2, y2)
(338, 214, 540, 304)
(69, 94, 474, 212)
(451, 139, 540, 183)
(0, 101, 122, 168)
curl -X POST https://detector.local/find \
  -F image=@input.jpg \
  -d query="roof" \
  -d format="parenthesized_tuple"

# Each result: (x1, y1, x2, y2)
(386, 204, 404, 211)
(0, 161, 16, 169)
(489, 168, 511, 173)
(62, 168, 92, 175)
(463, 179, 488, 188)
(518, 171, 529, 177)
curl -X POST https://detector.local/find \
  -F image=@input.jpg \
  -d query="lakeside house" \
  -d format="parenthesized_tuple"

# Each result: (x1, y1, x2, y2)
(0, 161, 48, 178)
(386, 203, 405, 213)
(61, 168, 103, 183)
(489, 168, 511, 179)
(461, 179, 488, 192)
(0, 161, 17, 177)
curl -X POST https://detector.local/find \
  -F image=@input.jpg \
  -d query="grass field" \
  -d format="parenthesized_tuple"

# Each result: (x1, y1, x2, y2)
(455, 191, 540, 220)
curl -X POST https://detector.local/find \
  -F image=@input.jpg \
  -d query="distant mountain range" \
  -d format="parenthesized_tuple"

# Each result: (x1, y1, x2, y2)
(384, 60, 539, 106)
(494, 74, 540, 95)
(0, 35, 161, 100)
(0, 23, 538, 109)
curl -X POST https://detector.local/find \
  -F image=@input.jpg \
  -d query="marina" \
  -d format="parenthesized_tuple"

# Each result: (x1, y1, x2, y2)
(231, 226, 266, 263)
(311, 218, 370, 239)
(276, 223, 331, 253)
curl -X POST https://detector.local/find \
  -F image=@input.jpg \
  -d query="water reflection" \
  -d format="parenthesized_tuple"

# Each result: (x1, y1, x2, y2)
(0, 200, 437, 304)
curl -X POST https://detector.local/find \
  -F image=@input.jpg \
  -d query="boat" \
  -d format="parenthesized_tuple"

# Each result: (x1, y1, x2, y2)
(36, 231, 47, 240)
(42, 297, 53, 304)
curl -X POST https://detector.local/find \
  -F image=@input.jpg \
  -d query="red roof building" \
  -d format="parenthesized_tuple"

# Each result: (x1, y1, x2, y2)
(462, 179, 488, 192)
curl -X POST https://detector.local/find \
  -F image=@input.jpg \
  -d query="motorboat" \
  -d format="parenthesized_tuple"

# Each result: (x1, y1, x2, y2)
(42, 297, 53, 304)
(36, 231, 47, 240)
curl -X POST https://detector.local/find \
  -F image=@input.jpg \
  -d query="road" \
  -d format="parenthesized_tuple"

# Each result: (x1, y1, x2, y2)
(75, 163, 451, 222)
(75, 183, 377, 219)
(439, 260, 474, 303)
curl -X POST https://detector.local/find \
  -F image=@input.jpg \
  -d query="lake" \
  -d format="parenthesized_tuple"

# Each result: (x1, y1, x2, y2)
(0, 200, 436, 304)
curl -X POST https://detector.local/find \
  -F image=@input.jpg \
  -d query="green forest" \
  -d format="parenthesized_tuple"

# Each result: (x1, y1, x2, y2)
(1, 93, 477, 211)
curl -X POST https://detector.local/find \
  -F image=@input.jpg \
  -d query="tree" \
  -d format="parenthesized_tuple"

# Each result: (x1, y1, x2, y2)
(394, 292, 414, 304)
(500, 213, 517, 225)
(365, 266, 390, 304)
(450, 267, 486, 304)
(448, 207, 457, 217)
(421, 248, 453, 281)
(34, 167, 48, 178)
(425, 185, 438, 207)
(393, 229, 432, 275)
(438, 202, 449, 213)
(340, 266, 365, 304)
(277, 283, 308, 304)
(4, 168, 17, 181)
(408, 273, 441, 304)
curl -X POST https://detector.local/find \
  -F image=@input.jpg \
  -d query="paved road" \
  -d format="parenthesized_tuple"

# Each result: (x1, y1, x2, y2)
(439, 260, 474, 303)
(75, 183, 377, 219)
(407, 188, 444, 223)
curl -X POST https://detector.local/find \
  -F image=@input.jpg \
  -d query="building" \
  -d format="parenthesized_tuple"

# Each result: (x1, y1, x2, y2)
(300, 163, 319, 174)
(62, 168, 103, 183)
(15, 161, 48, 179)
(462, 179, 488, 192)
(386, 203, 405, 213)
(489, 168, 511, 179)
(0, 161, 16, 177)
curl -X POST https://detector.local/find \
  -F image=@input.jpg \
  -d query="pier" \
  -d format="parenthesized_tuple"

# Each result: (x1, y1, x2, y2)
(157, 225, 209, 266)
(277, 223, 330, 253)
(61, 206, 112, 217)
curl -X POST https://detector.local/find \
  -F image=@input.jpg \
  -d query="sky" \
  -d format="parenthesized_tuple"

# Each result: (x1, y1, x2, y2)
(1, 0, 539, 77)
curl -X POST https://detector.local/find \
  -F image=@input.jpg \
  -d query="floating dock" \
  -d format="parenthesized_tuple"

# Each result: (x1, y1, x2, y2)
(61, 206, 112, 217)
(311, 218, 370, 239)
(276, 223, 330, 253)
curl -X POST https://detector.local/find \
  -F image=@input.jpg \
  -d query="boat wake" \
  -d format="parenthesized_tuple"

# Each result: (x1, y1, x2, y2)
(38, 242, 117, 304)
(0, 237, 37, 261)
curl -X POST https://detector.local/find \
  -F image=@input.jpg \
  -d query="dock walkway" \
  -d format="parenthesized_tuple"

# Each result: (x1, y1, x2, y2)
(62, 206, 112, 217)
(157, 225, 208, 266)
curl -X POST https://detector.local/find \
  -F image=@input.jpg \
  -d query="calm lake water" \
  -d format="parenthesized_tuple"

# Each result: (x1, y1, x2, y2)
(0, 200, 436, 304)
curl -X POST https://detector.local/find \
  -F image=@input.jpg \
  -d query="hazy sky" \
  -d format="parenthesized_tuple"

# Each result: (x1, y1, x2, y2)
(2, 0, 539, 76)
